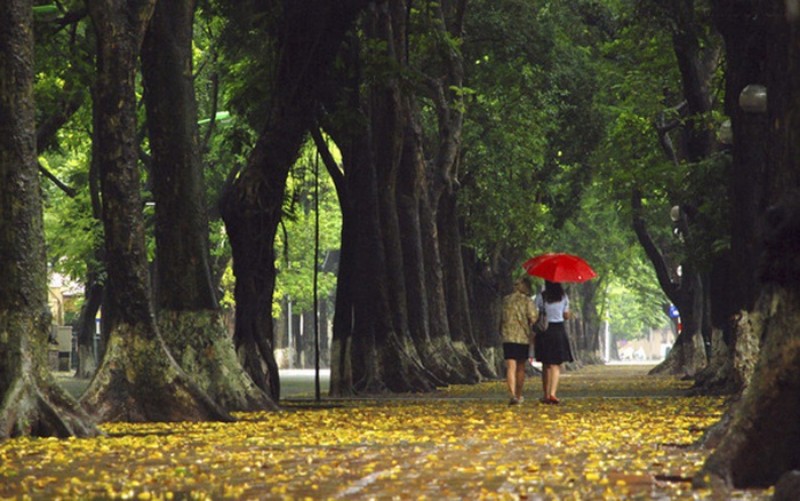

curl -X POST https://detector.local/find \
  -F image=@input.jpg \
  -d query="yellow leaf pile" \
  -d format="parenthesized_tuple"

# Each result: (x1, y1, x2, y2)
(0, 365, 772, 500)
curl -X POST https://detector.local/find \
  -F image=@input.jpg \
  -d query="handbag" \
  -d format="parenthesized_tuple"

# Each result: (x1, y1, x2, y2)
(532, 308, 548, 335)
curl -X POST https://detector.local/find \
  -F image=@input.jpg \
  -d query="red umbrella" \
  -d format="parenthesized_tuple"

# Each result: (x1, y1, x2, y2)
(522, 253, 597, 283)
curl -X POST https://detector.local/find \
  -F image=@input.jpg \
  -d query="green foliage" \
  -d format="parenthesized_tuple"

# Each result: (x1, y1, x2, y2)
(42, 153, 103, 283)
(607, 277, 671, 340)
(274, 142, 342, 315)
(31, 0, 726, 353)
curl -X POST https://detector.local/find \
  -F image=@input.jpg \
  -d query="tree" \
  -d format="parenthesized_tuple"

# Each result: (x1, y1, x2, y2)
(33, 4, 105, 379)
(459, 0, 610, 370)
(323, 1, 442, 394)
(79, 0, 229, 422)
(218, 0, 366, 400)
(141, 0, 273, 412)
(0, 0, 96, 438)
(625, 0, 723, 378)
(322, 0, 511, 394)
(696, 0, 800, 490)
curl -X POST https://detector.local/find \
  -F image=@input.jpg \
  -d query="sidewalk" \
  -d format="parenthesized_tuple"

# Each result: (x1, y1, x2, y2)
(8, 364, 767, 500)
(54, 368, 332, 400)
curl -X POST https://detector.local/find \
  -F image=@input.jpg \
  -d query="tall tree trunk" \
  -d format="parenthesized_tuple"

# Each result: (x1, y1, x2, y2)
(73, 267, 103, 379)
(398, 101, 475, 384)
(697, 0, 800, 490)
(573, 281, 602, 363)
(696, 0, 771, 400)
(426, 0, 493, 379)
(75, 146, 107, 378)
(438, 193, 494, 378)
(462, 247, 506, 376)
(312, 124, 357, 395)
(639, 0, 720, 377)
(632, 190, 706, 376)
(0, 0, 97, 438)
(220, 0, 365, 400)
(219, 151, 287, 402)
(79, 0, 230, 423)
(327, 2, 442, 394)
(141, 0, 273, 412)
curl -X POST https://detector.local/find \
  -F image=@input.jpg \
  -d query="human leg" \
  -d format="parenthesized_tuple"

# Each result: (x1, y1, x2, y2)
(506, 359, 518, 401)
(547, 364, 562, 403)
(540, 363, 550, 402)
(514, 361, 526, 400)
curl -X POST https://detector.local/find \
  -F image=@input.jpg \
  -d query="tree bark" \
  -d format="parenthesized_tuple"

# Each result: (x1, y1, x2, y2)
(80, 0, 230, 423)
(73, 268, 103, 379)
(398, 101, 477, 384)
(141, 0, 273, 412)
(219, 0, 365, 400)
(631, 189, 706, 376)
(696, 0, 800, 490)
(0, 0, 97, 438)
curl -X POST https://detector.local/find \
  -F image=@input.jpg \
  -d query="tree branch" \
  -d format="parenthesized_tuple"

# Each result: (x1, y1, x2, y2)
(631, 188, 679, 302)
(310, 125, 346, 201)
(38, 161, 77, 198)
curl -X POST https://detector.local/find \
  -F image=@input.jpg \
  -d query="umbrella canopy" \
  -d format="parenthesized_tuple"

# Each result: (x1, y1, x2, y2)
(522, 253, 597, 283)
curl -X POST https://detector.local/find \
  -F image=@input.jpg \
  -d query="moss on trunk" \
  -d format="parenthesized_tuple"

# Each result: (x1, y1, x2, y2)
(0, 313, 98, 438)
(696, 286, 800, 488)
(80, 324, 233, 423)
(159, 311, 275, 412)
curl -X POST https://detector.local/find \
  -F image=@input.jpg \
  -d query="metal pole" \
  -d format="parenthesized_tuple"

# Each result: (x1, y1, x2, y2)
(314, 151, 321, 402)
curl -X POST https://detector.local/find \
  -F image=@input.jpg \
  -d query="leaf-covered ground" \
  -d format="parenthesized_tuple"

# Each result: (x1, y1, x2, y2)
(0, 365, 772, 500)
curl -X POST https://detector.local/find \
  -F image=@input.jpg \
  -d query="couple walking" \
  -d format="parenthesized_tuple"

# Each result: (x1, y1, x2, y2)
(501, 276, 573, 405)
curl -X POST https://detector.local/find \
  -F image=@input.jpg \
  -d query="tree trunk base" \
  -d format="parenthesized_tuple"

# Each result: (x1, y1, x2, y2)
(80, 325, 234, 423)
(0, 314, 98, 438)
(378, 334, 438, 393)
(329, 337, 355, 397)
(692, 316, 761, 396)
(648, 331, 706, 377)
(0, 373, 98, 438)
(695, 286, 800, 489)
(159, 311, 276, 412)
(419, 336, 480, 385)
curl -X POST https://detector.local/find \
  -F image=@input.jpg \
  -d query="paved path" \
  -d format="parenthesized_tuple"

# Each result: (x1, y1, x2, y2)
(11, 363, 769, 500)
(55, 368, 332, 400)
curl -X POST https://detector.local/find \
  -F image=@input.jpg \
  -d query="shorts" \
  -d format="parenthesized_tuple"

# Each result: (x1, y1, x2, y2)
(503, 342, 529, 361)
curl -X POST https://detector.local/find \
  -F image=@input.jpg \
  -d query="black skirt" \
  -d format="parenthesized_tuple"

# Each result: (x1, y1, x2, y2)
(503, 342, 529, 361)
(533, 322, 573, 365)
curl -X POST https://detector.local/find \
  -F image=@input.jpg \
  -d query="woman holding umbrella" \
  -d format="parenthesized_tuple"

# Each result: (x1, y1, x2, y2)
(534, 280, 573, 404)
(523, 253, 596, 405)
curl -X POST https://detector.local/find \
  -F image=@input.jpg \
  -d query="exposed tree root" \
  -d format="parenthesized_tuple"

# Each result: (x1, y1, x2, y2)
(158, 311, 276, 412)
(1, 373, 98, 438)
(80, 327, 234, 423)
(695, 286, 800, 489)
(1, 313, 98, 439)
(648, 332, 706, 377)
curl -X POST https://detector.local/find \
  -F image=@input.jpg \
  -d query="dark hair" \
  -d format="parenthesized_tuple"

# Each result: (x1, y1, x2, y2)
(542, 280, 565, 303)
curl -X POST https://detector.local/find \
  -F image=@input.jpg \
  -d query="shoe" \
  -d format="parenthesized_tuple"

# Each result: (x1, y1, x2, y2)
(539, 397, 549, 404)
(548, 396, 560, 405)
(509, 397, 519, 405)
(517, 396, 525, 404)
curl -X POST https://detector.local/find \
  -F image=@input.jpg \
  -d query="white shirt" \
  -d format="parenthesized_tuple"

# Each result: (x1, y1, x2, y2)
(535, 294, 570, 323)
